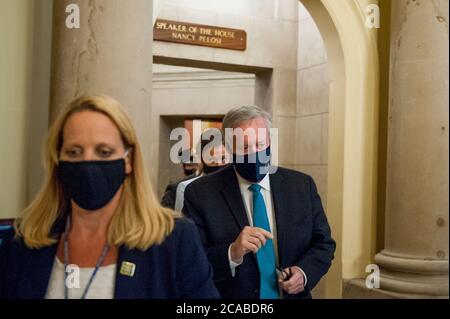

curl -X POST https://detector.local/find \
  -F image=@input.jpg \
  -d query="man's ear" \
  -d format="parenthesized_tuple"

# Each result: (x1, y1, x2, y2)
(125, 149, 133, 174)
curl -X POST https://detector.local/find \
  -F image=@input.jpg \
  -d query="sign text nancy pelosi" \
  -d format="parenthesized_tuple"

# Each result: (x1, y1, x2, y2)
(154, 19, 247, 51)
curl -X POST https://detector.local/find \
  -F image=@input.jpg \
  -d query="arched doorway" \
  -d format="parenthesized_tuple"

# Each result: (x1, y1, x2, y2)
(152, 0, 380, 298)
(300, 0, 379, 298)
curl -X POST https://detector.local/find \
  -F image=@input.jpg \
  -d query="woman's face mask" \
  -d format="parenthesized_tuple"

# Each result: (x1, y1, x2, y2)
(57, 150, 129, 211)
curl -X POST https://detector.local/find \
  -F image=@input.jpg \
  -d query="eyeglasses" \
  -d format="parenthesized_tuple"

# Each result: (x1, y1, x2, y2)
(276, 267, 292, 281)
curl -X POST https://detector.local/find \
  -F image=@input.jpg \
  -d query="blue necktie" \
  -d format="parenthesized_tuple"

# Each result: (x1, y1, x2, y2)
(249, 184, 279, 299)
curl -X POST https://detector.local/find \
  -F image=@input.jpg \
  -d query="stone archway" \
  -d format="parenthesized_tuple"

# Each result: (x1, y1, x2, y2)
(152, 0, 380, 298)
(299, 0, 379, 297)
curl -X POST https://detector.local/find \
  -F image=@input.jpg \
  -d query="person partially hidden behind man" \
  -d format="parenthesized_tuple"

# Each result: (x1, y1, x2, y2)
(174, 128, 230, 212)
(183, 106, 336, 299)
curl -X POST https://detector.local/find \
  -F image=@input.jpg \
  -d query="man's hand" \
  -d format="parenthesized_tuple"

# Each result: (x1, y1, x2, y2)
(230, 226, 273, 262)
(278, 267, 305, 295)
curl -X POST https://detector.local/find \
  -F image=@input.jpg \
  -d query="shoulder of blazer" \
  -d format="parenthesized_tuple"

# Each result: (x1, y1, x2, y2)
(0, 227, 29, 255)
(185, 165, 313, 188)
(186, 164, 235, 191)
(148, 217, 199, 251)
(0, 227, 33, 276)
(118, 218, 203, 271)
(169, 217, 198, 240)
(0, 226, 15, 249)
(271, 167, 317, 198)
(118, 218, 198, 257)
(274, 166, 312, 183)
(0, 227, 58, 259)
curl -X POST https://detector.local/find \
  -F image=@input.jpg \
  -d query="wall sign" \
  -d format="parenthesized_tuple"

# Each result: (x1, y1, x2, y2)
(154, 19, 247, 51)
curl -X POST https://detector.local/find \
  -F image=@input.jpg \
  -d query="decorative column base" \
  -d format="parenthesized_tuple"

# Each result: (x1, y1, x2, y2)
(374, 250, 449, 298)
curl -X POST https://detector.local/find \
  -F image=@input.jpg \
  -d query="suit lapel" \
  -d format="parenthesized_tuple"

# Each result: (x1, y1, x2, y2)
(270, 169, 289, 266)
(220, 166, 250, 229)
(114, 246, 145, 299)
(22, 243, 58, 298)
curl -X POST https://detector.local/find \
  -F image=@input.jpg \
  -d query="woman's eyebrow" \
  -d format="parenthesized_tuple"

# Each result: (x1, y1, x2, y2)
(62, 143, 118, 149)
(96, 143, 117, 148)
(62, 143, 83, 149)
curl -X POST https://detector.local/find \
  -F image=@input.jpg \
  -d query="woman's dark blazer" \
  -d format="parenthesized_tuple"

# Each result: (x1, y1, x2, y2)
(0, 218, 220, 299)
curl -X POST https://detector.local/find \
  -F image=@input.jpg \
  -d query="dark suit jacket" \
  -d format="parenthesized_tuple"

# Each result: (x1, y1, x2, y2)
(160, 173, 197, 209)
(182, 165, 336, 299)
(0, 218, 220, 299)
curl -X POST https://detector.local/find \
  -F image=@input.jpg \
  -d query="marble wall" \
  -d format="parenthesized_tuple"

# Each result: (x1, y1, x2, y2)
(154, 0, 299, 69)
(293, 3, 330, 204)
(0, 0, 53, 219)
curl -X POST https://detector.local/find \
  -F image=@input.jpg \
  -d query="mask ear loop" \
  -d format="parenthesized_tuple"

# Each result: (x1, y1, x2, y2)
(122, 148, 132, 176)
(124, 146, 134, 159)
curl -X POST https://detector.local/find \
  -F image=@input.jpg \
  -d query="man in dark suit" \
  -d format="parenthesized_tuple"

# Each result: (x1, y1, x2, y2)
(183, 106, 336, 299)
(161, 173, 196, 209)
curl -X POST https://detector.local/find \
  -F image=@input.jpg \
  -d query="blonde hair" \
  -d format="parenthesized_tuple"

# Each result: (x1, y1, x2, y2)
(15, 95, 176, 250)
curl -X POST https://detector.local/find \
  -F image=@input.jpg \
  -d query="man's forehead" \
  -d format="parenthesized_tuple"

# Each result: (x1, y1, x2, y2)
(231, 127, 270, 139)
(235, 117, 267, 130)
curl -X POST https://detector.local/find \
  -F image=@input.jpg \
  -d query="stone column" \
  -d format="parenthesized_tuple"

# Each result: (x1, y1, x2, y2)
(50, 0, 154, 173)
(374, 0, 449, 298)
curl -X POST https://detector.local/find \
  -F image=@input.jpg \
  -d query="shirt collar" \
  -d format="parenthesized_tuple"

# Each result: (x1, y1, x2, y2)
(234, 167, 271, 191)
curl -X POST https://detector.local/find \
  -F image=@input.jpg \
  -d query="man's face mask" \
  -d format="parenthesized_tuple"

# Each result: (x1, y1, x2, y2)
(57, 150, 129, 211)
(232, 146, 271, 183)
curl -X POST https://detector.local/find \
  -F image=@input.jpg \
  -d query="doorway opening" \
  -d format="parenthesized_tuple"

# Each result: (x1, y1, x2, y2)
(152, 63, 258, 197)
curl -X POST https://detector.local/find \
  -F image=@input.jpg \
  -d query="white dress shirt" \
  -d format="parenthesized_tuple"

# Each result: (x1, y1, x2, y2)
(174, 174, 203, 212)
(227, 170, 307, 286)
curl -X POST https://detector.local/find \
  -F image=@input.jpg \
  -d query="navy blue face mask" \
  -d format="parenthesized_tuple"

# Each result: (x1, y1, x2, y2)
(233, 146, 271, 183)
(57, 157, 126, 211)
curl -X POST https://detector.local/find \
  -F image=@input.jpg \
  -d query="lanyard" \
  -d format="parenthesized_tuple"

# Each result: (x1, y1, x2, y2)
(63, 216, 110, 299)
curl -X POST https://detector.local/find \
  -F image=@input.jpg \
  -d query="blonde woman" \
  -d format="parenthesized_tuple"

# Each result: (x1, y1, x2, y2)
(0, 95, 219, 299)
